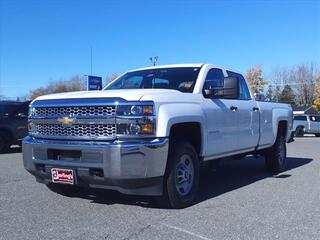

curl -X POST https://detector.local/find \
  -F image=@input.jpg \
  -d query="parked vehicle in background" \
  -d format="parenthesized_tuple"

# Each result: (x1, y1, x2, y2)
(0, 101, 30, 152)
(23, 64, 294, 208)
(293, 114, 320, 137)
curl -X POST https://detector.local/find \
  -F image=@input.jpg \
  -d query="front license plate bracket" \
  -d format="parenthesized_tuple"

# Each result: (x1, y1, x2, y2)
(51, 168, 75, 185)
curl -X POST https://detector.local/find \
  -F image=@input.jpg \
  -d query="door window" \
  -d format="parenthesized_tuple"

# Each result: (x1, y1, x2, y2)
(227, 71, 251, 100)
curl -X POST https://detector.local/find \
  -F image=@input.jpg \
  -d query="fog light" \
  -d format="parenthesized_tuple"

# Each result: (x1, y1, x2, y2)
(141, 124, 154, 134)
(128, 123, 141, 134)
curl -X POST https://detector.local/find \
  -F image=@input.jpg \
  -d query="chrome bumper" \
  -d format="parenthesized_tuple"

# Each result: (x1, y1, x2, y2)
(22, 136, 169, 196)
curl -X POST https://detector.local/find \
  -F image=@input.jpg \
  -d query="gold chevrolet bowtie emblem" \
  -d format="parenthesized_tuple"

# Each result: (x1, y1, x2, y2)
(57, 116, 75, 126)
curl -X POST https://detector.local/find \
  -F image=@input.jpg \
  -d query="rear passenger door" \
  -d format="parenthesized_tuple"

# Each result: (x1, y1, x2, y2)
(226, 71, 260, 152)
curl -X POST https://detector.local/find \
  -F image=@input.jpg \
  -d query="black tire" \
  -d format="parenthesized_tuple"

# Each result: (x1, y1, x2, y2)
(0, 132, 11, 153)
(315, 133, 320, 137)
(265, 136, 287, 173)
(158, 141, 200, 209)
(295, 127, 304, 137)
(46, 183, 83, 196)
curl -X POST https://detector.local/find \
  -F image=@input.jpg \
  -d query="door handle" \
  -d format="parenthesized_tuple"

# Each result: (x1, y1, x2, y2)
(252, 107, 259, 112)
(230, 106, 238, 111)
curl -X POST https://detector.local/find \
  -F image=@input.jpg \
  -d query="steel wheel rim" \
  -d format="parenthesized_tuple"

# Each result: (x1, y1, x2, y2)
(175, 154, 194, 196)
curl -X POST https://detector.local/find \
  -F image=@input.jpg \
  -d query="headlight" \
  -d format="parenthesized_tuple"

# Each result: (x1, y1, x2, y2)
(116, 102, 155, 136)
(116, 104, 153, 116)
(28, 107, 36, 117)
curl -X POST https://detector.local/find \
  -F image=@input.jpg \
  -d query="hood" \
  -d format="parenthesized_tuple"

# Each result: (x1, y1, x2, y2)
(34, 89, 180, 102)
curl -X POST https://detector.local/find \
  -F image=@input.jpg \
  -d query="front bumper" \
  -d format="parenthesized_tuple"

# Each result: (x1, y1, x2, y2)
(22, 136, 169, 196)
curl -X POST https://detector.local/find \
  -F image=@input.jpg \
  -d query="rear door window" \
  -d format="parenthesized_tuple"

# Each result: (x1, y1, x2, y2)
(309, 115, 320, 122)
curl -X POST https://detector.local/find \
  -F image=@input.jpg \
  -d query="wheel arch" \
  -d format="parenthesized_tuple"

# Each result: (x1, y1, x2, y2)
(156, 103, 207, 157)
(168, 122, 204, 158)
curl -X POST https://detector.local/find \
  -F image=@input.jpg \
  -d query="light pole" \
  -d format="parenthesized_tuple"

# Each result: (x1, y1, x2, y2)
(90, 46, 93, 75)
(149, 56, 159, 66)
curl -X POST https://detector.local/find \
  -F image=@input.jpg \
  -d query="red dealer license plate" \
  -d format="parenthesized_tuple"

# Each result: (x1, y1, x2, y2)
(51, 168, 74, 184)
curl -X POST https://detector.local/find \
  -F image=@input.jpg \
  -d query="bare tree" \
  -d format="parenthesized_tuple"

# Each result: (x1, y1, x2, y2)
(269, 64, 319, 106)
(29, 75, 86, 100)
(289, 63, 318, 105)
(269, 67, 291, 102)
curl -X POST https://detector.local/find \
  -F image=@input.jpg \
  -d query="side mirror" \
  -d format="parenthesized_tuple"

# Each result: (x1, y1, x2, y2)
(203, 89, 215, 98)
(223, 76, 239, 99)
(203, 77, 239, 99)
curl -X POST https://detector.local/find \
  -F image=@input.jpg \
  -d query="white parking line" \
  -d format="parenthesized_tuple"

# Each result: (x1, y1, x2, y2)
(161, 223, 212, 240)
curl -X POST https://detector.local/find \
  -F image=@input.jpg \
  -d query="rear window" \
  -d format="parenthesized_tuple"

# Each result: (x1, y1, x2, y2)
(309, 115, 320, 122)
(294, 116, 307, 121)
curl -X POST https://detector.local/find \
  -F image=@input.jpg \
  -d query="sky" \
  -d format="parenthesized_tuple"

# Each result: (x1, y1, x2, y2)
(0, 0, 319, 99)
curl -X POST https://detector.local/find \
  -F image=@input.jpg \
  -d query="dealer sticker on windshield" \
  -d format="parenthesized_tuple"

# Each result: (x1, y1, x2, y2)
(51, 168, 74, 184)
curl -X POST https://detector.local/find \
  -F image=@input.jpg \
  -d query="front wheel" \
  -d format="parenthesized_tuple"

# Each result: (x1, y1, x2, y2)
(315, 133, 320, 137)
(158, 142, 200, 209)
(264, 136, 287, 173)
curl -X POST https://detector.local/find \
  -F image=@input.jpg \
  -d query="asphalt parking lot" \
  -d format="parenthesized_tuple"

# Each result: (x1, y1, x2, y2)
(0, 137, 319, 240)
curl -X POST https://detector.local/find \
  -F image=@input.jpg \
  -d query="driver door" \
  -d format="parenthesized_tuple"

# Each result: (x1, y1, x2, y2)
(202, 68, 238, 158)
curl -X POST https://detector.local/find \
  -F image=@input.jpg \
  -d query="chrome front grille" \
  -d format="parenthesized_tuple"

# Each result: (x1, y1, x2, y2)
(33, 123, 116, 139)
(30, 104, 117, 140)
(34, 106, 116, 118)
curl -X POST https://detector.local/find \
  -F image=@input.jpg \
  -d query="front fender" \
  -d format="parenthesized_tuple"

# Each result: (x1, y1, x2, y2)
(156, 103, 206, 156)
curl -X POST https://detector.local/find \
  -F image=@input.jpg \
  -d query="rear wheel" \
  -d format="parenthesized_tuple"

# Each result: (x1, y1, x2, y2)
(315, 133, 320, 137)
(46, 183, 83, 196)
(157, 142, 199, 209)
(0, 132, 11, 153)
(264, 136, 287, 173)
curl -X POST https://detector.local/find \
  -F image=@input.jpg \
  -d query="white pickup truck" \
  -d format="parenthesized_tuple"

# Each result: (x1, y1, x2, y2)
(23, 64, 294, 208)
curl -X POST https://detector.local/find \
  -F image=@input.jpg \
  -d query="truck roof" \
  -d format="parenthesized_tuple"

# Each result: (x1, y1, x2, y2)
(129, 63, 242, 75)
(130, 63, 204, 72)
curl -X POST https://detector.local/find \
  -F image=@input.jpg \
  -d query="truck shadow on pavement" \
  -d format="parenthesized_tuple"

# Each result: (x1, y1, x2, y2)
(196, 156, 312, 204)
(69, 156, 312, 208)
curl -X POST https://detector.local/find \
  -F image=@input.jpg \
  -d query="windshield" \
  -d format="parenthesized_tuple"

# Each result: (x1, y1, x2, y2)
(105, 67, 201, 93)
